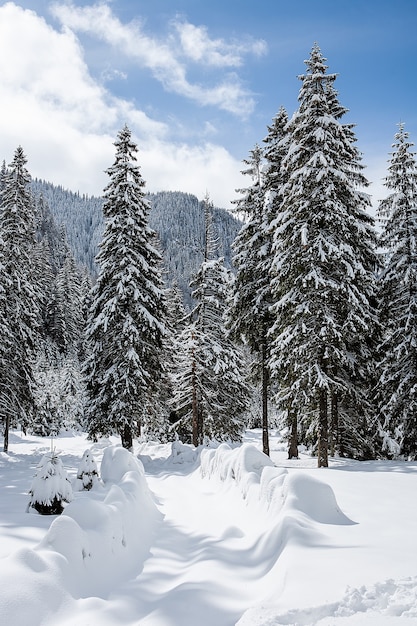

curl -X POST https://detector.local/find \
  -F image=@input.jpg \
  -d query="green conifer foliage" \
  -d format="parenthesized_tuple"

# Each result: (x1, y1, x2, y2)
(83, 126, 166, 449)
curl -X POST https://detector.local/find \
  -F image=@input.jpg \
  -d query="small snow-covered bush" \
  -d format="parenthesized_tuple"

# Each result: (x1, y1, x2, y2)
(169, 440, 197, 464)
(28, 452, 73, 515)
(75, 449, 99, 491)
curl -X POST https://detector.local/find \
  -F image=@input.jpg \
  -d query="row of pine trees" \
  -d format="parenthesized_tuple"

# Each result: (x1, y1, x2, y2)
(1, 44, 417, 465)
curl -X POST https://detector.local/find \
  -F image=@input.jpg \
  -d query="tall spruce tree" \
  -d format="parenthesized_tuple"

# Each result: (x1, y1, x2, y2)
(0, 147, 38, 451)
(83, 126, 166, 450)
(172, 198, 249, 445)
(229, 145, 271, 455)
(193, 257, 249, 443)
(230, 110, 290, 457)
(269, 44, 377, 466)
(376, 124, 417, 459)
(170, 318, 204, 445)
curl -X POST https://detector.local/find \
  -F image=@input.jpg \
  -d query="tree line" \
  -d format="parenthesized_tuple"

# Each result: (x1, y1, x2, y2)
(1, 43, 416, 465)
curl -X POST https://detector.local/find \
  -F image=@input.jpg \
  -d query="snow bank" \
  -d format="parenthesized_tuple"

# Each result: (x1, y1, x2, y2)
(201, 443, 353, 525)
(0, 445, 160, 625)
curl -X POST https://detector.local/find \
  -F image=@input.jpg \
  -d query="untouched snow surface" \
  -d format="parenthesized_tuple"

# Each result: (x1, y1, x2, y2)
(1, 430, 417, 625)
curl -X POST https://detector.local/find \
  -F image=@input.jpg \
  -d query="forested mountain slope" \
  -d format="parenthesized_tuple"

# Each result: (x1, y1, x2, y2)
(31, 181, 241, 306)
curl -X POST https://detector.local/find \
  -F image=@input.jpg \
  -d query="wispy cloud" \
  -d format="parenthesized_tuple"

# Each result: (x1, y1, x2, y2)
(50, 1, 265, 116)
(173, 21, 267, 67)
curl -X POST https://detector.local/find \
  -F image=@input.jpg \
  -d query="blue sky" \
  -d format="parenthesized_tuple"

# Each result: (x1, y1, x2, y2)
(0, 0, 416, 209)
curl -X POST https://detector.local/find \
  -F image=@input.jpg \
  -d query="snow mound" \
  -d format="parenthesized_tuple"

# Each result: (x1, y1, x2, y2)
(201, 443, 354, 525)
(0, 445, 160, 625)
(283, 473, 355, 525)
(100, 444, 145, 482)
(201, 443, 275, 498)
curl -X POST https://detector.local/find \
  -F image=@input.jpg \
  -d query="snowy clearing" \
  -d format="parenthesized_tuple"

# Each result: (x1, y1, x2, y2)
(1, 430, 417, 625)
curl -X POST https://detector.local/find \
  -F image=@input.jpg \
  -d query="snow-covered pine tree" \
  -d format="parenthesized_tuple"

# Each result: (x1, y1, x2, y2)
(229, 110, 290, 457)
(83, 126, 166, 450)
(193, 257, 250, 443)
(172, 197, 249, 445)
(376, 124, 417, 459)
(170, 320, 204, 444)
(269, 44, 377, 466)
(32, 344, 85, 435)
(164, 282, 189, 437)
(75, 449, 99, 491)
(0, 147, 39, 451)
(32, 344, 62, 436)
(229, 145, 271, 455)
(59, 351, 85, 431)
(28, 451, 73, 515)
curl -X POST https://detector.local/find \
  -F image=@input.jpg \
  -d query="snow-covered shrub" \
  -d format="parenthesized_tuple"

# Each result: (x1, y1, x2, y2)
(28, 452, 73, 515)
(74, 449, 99, 491)
(169, 440, 197, 464)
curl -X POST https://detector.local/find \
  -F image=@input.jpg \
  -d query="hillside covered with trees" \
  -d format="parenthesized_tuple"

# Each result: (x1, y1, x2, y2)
(30, 180, 241, 308)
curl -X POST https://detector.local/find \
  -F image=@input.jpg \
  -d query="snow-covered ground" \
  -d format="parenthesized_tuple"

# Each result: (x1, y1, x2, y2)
(1, 429, 417, 625)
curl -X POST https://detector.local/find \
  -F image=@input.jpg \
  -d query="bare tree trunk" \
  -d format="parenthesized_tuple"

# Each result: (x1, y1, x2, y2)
(197, 405, 204, 446)
(3, 416, 9, 453)
(318, 388, 328, 467)
(288, 402, 299, 459)
(261, 342, 270, 457)
(329, 391, 338, 457)
(121, 422, 133, 451)
(191, 344, 199, 447)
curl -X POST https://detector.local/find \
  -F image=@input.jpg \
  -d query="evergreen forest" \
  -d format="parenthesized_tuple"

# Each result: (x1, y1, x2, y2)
(2, 44, 417, 466)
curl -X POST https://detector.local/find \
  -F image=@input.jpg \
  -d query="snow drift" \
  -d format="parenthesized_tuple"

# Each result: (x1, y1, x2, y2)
(0, 445, 160, 625)
(201, 443, 354, 525)
(2, 433, 416, 625)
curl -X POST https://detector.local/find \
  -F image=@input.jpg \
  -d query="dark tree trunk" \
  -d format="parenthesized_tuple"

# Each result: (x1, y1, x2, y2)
(192, 351, 199, 447)
(3, 416, 9, 453)
(261, 342, 270, 456)
(329, 391, 338, 457)
(288, 402, 299, 459)
(318, 388, 328, 467)
(197, 406, 204, 446)
(121, 423, 133, 451)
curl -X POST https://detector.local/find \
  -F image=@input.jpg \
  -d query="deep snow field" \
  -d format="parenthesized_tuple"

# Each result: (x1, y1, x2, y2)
(1, 428, 417, 626)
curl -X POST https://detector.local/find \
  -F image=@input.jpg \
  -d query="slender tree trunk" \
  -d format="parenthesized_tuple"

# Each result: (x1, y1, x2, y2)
(261, 342, 270, 456)
(197, 405, 204, 446)
(317, 388, 328, 467)
(121, 423, 133, 451)
(329, 391, 338, 457)
(3, 416, 9, 453)
(288, 402, 299, 459)
(191, 343, 199, 447)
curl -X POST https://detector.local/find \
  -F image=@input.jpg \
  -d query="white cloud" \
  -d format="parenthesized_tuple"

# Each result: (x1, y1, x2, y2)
(142, 141, 245, 209)
(0, 2, 244, 207)
(101, 67, 128, 83)
(50, 1, 261, 116)
(173, 21, 267, 67)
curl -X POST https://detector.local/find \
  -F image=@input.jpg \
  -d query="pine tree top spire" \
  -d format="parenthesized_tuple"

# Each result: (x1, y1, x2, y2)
(298, 43, 337, 102)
